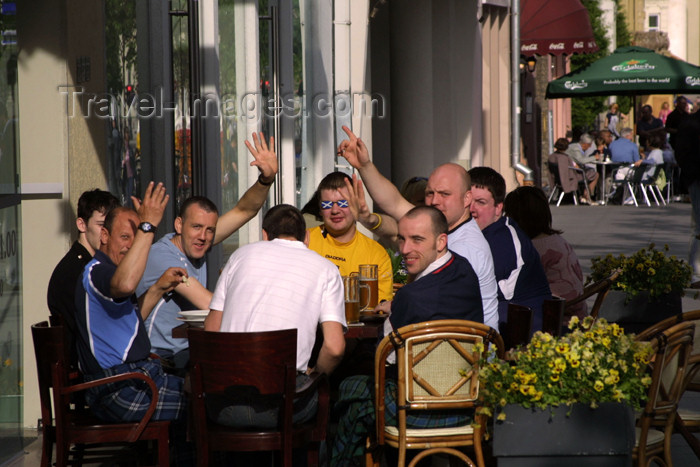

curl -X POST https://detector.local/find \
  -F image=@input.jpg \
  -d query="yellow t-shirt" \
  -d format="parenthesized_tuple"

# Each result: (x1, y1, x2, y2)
(307, 226, 393, 302)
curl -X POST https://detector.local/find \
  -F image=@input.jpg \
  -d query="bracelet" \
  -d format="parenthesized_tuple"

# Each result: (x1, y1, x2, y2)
(370, 213, 383, 231)
(257, 174, 274, 186)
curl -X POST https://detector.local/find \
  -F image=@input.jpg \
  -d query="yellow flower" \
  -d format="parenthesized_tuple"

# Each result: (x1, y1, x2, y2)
(519, 385, 532, 396)
(497, 412, 506, 421)
(494, 381, 502, 390)
(594, 380, 604, 392)
(555, 343, 569, 354)
(648, 268, 656, 276)
(550, 373, 560, 382)
(570, 359, 580, 368)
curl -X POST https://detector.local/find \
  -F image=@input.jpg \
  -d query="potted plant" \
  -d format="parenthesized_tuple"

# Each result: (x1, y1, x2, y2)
(588, 244, 691, 333)
(476, 317, 654, 465)
(386, 248, 408, 292)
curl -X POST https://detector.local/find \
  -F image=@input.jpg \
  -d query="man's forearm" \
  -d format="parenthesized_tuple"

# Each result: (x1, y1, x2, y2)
(138, 286, 165, 320)
(214, 178, 272, 244)
(357, 163, 413, 220)
(111, 231, 155, 298)
(314, 346, 344, 375)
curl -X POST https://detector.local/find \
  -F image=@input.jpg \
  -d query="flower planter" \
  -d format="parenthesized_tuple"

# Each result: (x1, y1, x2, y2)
(598, 290, 682, 334)
(492, 403, 635, 466)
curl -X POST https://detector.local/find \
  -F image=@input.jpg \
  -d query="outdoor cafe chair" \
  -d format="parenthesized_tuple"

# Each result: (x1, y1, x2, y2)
(31, 321, 170, 467)
(639, 165, 667, 207)
(633, 321, 695, 466)
(366, 319, 505, 467)
(547, 161, 591, 206)
(637, 309, 700, 461)
(186, 327, 329, 467)
(566, 268, 622, 321)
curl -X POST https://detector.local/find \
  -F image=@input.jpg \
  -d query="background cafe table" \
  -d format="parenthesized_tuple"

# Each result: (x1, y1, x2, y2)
(594, 159, 622, 204)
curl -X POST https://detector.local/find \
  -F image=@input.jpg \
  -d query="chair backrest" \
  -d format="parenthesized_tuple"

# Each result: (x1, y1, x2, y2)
(187, 327, 298, 396)
(502, 304, 533, 349)
(635, 321, 695, 457)
(542, 297, 565, 336)
(376, 320, 504, 410)
(31, 321, 70, 429)
(636, 309, 700, 392)
(566, 268, 621, 320)
(548, 161, 563, 186)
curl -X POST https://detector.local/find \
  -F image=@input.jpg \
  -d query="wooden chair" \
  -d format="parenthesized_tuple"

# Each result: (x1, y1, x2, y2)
(542, 297, 565, 336)
(31, 321, 170, 467)
(187, 327, 329, 467)
(501, 304, 533, 350)
(367, 320, 505, 467)
(637, 309, 700, 461)
(634, 321, 695, 466)
(566, 268, 622, 320)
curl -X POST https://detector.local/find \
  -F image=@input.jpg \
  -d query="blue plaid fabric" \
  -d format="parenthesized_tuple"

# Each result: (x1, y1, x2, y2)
(331, 374, 471, 466)
(84, 358, 185, 422)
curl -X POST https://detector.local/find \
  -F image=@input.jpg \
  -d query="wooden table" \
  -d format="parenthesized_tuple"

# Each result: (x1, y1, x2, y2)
(173, 315, 387, 340)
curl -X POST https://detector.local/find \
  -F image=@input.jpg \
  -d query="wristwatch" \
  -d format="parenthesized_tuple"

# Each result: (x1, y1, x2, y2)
(138, 222, 157, 234)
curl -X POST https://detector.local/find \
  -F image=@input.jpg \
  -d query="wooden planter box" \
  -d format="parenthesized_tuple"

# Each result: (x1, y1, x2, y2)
(598, 290, 682, 334)
(493, 403, 635, 466)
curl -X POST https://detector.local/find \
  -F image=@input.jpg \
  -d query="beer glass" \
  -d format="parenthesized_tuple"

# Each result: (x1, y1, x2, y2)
(358, 264, 379, 311)
(342, 275, 370, 324)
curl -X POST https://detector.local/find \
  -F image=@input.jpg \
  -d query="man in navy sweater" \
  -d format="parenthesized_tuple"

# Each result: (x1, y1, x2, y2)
(468, 167, 551, 333)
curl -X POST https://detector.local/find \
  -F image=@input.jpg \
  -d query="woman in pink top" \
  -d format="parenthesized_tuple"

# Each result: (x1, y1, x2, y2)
(503, 186, 587, 321)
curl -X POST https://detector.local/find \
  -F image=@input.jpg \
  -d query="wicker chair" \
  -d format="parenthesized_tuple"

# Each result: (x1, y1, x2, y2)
(367, 320, 504, 467)
(634, 321, 695, 466)
(636, 310, 700, 460)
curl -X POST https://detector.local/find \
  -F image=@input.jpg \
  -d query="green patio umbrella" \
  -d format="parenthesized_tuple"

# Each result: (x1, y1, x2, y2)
(546, 46, 700, 98)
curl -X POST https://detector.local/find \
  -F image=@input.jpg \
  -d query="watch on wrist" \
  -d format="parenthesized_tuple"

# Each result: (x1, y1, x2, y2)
(258, 174, 274, 186)
(138, 222, 157, 234)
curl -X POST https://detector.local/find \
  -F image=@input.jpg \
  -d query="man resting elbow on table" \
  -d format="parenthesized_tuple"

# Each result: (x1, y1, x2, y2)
(203, 204, 346, 428)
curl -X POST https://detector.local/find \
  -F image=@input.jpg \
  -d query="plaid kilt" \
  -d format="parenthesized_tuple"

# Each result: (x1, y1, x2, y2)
(84, 358, 185, 422)
(331, 374, 471, 466)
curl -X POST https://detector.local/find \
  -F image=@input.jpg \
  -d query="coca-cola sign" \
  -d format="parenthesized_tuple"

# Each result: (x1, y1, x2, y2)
(521, 43, 538, 52)
(549, 42, 565, 50)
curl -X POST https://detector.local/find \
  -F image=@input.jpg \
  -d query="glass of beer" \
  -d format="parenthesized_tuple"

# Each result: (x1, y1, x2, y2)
(358, 264, 379, 311)
(342, 275, 369, 324)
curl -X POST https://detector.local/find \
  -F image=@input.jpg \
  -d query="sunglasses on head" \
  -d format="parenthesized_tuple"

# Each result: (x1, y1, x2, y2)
(321, 199, 349, 210)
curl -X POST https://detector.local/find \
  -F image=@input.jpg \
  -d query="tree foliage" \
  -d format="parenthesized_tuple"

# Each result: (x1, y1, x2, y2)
(105, 0, 137, 95)
(570, 0, 609, 132)
(569, 0, 633, 131)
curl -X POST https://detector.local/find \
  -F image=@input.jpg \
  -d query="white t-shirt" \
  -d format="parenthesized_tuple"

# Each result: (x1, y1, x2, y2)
(447, 219, 500, 331)
(210, 238, 347, 372)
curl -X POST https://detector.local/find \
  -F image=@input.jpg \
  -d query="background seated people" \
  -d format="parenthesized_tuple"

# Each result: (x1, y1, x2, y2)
(331, 206, 482, 466)
(307, 171, 393, 302)
(137, 132, 278, 372)
(74, 185, 187, 424)
(641, 134, 665, 181)
(636, 104, 665, 152)
(565, 133, 599, 204)
(503, 186, 587, 322)
(338, 126, 499, 330)
(548, 138, 584, 201)
(468, 167, 551, 332)
(204, 204, 346, 428)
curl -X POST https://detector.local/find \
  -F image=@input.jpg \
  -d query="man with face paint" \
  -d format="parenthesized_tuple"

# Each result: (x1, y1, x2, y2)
(468, 167, 551, 333)
(137, 132, 278, 370)
(307, 171, 393, 302)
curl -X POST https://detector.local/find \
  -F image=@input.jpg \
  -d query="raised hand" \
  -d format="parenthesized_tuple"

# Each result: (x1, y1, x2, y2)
(132, 181, 169, 227)
(245, 132, 278, 182)
(337, 126, 370, 169)
(341, 174, 374, 226)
